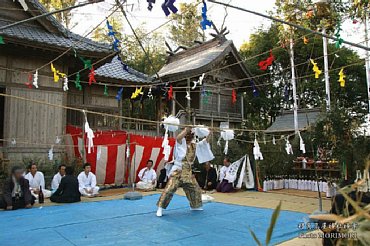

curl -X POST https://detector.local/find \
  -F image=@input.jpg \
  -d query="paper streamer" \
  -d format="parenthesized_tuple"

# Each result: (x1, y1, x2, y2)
(285, 138, 293, 155)
(186, 91, 191, 101)
(131, 87, 143, 99)
(75, 72, 82, 91)
(168, 85, 173, 100)
(162, 0, 178, 16)
(163, 115, 179, 132)
(88, 67, 96, 85)
(63, 77, 69, 91)
(220, 129, 234, 155)
(338, 68, 346, 87)
(232, 89, 237, 104)
(310, 59, 322, 79)
(116, 87, 124, 101)
(48, 145, 54, 161)
(147, 87, 153, 99)
(84, 111, 95, 154)
(253, 138, 263, 160)
(193, 125, 210, 138)
(258, 50, 275, 70)
(192, 73, 205, 90)
(200, 0, 213, 30)
(33, 70, 39, 89)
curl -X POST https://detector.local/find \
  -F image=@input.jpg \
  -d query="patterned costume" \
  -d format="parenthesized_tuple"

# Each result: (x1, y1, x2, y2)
(157, 142, 202, 209)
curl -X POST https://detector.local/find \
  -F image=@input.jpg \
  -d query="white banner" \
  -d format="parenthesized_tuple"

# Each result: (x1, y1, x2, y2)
(243, 155, 255, 189)
(226, 155, 255, 189)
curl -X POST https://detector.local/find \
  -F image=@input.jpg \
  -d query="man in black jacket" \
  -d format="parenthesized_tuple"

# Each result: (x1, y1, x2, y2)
(0, 166, 35, 210)
(199, 162, 217, 191)
(50, 166, 81, 203)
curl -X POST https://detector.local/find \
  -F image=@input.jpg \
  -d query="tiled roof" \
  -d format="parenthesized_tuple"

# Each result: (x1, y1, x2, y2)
(95, 56, 150, 83)
(0, 0, 111, 54)
(266, 109, 322, 132)
(158, 40, 233, 78)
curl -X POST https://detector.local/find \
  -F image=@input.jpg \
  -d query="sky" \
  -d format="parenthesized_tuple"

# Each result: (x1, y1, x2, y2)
(69, 0, 277, 49)
(69, 0, 365, 54)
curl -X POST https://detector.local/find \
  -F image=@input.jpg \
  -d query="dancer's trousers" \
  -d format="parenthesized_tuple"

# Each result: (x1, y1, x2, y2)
(157, 169, 202, 209)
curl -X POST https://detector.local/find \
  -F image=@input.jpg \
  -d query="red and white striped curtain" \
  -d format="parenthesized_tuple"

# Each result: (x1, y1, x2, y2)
(66, 125, 175, 185)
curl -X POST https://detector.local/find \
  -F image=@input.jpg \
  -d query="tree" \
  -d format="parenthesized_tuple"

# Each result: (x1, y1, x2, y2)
(92, 19, 166, 76)
(169, 2, 203, 47)
(240, 24, 367, 129)
(39, 0, 76, 29)
(92, 17, 124, 44)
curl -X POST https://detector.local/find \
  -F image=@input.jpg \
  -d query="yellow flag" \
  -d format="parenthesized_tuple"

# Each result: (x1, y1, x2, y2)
(131, 87, 143, 99)
(310, 59, 322, 79)
(50, 63, 66, 82)
(338, 68, 346, 87)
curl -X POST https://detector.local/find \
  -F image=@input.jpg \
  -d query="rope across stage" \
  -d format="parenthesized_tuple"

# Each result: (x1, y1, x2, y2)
(0, 92, 305, 133)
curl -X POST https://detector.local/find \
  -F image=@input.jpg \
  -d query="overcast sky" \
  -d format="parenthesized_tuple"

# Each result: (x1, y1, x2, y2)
(70, 0, 277, 48)
(69, 0, 365, 55)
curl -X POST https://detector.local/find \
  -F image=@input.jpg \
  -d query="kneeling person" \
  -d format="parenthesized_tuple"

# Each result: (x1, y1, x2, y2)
(78, 163, 99, 197)
(50, 166, 81, 203)
(137, 160, 157, 191)
(0, 166, 35, 210)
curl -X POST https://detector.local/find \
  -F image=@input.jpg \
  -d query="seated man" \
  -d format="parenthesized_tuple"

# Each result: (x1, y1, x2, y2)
(157, 161, 174, 189)
(137, 160, 157, 191)
(0, 166, 35, 210)
(216, 157, 234, 193)
(24, 163, 51, 198)
(78, 163, 99, 197)
(51, 164, 66, 192)
(199, 162, 217, 191)
(50, 166, 81, 203)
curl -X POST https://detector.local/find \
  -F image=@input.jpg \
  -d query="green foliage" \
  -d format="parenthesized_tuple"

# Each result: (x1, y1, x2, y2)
(92, 16, 124, 44)
(92, 18, 166, 76)
(239, 23, 367, 130)
(169, 2, 204, 47)
(39, 0, 76, 28)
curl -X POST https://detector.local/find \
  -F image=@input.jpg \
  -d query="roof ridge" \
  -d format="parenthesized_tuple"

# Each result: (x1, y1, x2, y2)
(27, 0, 109, 50)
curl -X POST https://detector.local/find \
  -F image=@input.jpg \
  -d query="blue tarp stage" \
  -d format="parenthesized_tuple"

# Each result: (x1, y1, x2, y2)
(0, 194, 307, 245)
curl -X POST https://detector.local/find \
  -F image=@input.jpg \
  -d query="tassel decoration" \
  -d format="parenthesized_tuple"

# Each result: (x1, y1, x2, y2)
(232, 89, 237, 104)
(63, 77, 69, 91)
(253, 137, 263, 160)
(200, 1, 213, 30)
(162, 0, 178, 16)
(192, 73, 205, 90)
(168, 85, 173, 100)
(32, 70, 39, 88)
(131, 87, 143, 99)
(338, 68, 346, 87)
(104, 85, 109, 96)
(258, 50, 275, 70)
(25, 73, 33, 89)
(88, 66, 96, 85)
(116, 87, 123, 101)
(75, 72, 82, 91)
(310, 59, 322, 79)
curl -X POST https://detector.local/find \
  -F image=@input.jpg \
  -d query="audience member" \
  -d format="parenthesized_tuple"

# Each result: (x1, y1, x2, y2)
(24, 163, 51, 198)
(77, 163, 99, 197)
(199, 162, 217, 191)
(50, 166, 81, 203)
(216, 158, 234, 193)
(137, 160, 157, 191)
(51, 164, 66, 191)
(0, 166, 34, 210)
